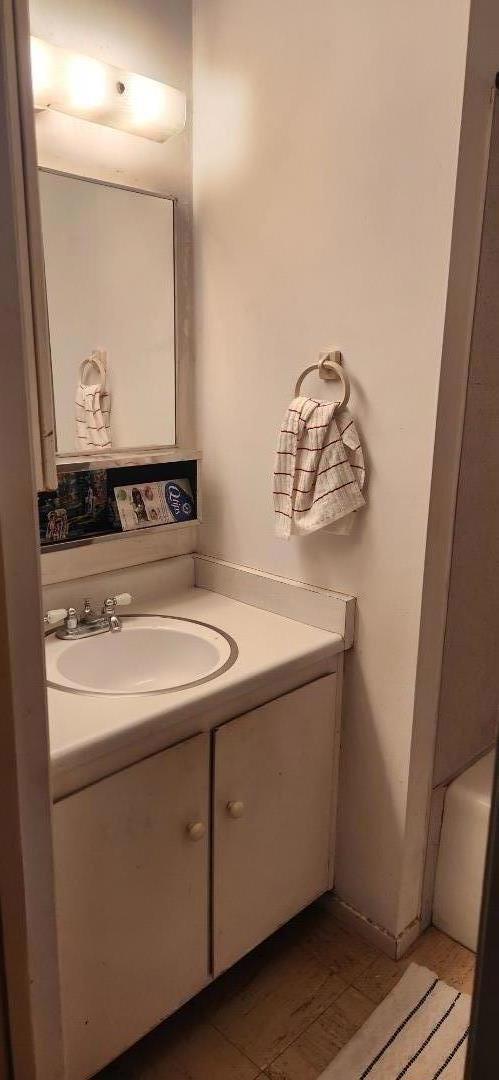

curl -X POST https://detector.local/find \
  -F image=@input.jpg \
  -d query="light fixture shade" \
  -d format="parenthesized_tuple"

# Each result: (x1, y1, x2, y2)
(30, 37, 186, 143)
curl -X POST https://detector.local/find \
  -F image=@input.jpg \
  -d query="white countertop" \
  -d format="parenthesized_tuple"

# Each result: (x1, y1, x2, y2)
(49, 586, 344, 800)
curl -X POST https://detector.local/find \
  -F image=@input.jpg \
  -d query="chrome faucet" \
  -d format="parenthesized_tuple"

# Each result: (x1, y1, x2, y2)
(44, 593, 132, 639)
(102, 597, 122, 633)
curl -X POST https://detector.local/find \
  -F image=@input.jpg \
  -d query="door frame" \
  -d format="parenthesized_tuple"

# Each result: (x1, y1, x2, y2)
(465, 82, 499, 1074)
(0, 0, 64, 1076)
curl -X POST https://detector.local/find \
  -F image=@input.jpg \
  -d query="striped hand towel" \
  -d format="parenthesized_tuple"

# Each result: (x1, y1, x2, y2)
(75, 350, 112, 451)
(273, 397, 366, 538)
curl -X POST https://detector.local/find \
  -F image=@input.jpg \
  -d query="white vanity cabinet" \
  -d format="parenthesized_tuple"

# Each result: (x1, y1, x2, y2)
(53, 674, 339, 1079)
(213, 675, 337, 974)
(53, 733, 211, 1080)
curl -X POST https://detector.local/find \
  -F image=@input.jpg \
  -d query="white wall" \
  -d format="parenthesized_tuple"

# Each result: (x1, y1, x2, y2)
(29, 0, 194, 448)
(193, 0, 473, 935)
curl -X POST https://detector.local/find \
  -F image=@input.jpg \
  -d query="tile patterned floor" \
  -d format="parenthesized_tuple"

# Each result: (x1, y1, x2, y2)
(96, 902, 475, 1080)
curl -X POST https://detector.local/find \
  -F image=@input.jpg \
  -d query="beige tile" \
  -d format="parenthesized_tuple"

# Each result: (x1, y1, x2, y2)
(95, 911, 476, 1080)
(265, 1040, 339, 1080)
(353, 925, 476, 1005)
(459, 967, 476, 996)
(198, 932, 289, 1016)
(200, 923, 320, 1014)
(294, 905, 378, 985)
(407, 927, 475, 992)
(266, 986, 376, 1080)
(314, 985, 377, 1049)
(209, 937, 346, 1069)
(96, 1005, 260, 1080)
(351, 953, 404, 1005)
(264, 1041, 339, 1075)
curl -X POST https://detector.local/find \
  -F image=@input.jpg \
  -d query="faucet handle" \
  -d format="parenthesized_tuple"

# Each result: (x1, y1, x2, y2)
(103, 593, 132, 614)
(44, 607, 68, 626)
(114, 593, 132, 607)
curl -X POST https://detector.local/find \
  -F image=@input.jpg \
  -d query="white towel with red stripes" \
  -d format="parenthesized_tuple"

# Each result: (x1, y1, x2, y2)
(75, 350, 112, 451)
(273, 397, 366, 538)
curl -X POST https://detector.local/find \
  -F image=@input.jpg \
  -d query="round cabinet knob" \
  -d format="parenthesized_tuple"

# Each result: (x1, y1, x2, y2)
(227, 800, 245, 819)
(186, 821, 206, 842)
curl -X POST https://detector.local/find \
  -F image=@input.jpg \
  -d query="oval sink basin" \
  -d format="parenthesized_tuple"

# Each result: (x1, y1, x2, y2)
(45, 615, 237, 695)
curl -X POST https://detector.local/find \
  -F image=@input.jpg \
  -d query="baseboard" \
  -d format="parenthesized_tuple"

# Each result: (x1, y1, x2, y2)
(194, 554, 356, 645)
(397, 916, 424, 958)
(322, 893, 422, 960)
(420, 785, 447, 932)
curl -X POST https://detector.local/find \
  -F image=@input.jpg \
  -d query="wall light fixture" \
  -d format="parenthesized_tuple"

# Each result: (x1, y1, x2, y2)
(30, 37, 186, 143)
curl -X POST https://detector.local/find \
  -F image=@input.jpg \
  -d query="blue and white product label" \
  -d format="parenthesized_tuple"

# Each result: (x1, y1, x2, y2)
(164, 480, 195, 522)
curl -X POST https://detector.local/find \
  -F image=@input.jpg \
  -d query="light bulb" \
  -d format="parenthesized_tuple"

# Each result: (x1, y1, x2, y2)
(128, 73, 164, 124)
(30, 36, 186, 142)
(30, 37, 52, 105)
(125, 72, 186, 137)
(66, 54, 107, 111)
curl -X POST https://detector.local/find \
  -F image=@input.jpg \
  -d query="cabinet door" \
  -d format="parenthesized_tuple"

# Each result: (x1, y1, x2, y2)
(53, 734, 210, 1080)
(213, 675, 337, 974)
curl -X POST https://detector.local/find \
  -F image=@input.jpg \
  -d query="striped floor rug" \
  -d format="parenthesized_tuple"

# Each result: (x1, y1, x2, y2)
(319, 963, 471, 1079)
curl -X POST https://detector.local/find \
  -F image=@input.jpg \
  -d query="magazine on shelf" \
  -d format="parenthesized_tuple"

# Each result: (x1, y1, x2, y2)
(114, 479, 195, 531)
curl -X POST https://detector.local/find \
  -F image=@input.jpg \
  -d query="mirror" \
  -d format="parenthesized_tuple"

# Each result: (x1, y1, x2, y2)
(38, 170, 176, 455)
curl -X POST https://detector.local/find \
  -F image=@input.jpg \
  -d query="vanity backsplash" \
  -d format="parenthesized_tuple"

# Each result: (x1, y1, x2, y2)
(38, 459, 197, 548)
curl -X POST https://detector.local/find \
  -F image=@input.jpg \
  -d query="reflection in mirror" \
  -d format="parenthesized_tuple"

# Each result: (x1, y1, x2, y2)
(38, 171, 176, 455)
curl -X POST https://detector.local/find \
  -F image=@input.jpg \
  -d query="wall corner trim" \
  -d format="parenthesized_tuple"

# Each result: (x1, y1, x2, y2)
(321, 893, 422, 960)
(193, 555, 356, 644)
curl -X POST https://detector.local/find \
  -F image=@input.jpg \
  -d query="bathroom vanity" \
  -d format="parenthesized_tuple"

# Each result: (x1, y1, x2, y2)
(45, 556, 350, 1080)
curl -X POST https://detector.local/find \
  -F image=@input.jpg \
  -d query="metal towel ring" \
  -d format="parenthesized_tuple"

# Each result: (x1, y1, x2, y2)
(80, 350, 107, 389)
(294, 350, 350, 409)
